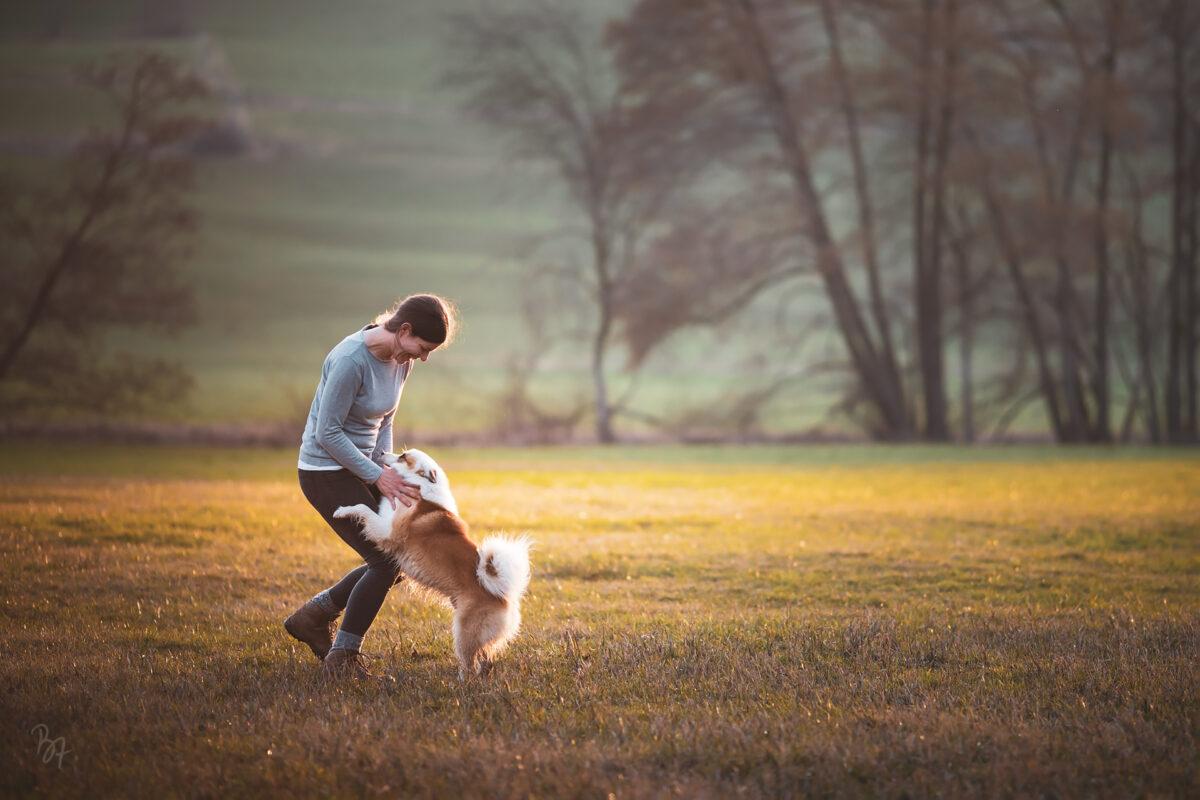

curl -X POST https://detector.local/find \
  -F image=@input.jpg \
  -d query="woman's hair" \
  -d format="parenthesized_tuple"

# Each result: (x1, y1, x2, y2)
(374, 293, 459, 345)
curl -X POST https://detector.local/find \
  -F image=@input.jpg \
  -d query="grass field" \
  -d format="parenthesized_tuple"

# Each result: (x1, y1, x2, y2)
(1, 443, 1197, 797)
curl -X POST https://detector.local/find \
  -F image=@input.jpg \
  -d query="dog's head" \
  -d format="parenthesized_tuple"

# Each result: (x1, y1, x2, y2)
(383, 447, 458, 515)
(390, 448, 444, 487)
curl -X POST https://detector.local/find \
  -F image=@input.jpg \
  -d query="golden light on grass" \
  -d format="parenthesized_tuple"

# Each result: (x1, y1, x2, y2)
(0, 445, 1197, 796)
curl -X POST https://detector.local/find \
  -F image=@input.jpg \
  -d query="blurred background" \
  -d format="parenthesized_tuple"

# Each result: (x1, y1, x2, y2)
(0, 0, 1196, 446)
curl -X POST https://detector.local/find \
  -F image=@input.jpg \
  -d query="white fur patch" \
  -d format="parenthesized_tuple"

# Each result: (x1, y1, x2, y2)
(391, 448, 459, 515)
(476, 535, 533, 600)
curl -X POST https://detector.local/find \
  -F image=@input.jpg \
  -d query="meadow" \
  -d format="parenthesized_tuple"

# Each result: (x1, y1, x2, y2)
(1, 443, 1197, 797)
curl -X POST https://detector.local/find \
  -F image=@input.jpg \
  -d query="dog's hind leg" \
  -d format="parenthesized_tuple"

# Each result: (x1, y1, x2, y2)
(454, 603, 511, 680)
(479, 605, 517, 671)
(452, 607, 485, 681)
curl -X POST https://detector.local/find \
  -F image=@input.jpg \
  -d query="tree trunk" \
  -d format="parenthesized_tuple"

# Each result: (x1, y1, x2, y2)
(1117, 360, 1141, 443)
(1183, 55, 1199, 441)
(967, 125, 1066, 440)
(591, 319, 615, 443)
(922, 0, 958, 441)
(591, 223, 617, 444)
(1018, 50, 1091, 441)
(730, 0, 910, 439)
(1166, 0, 1186, 442)
(1090, 0, 1121, 442)
(817, 0, 903, 411)
(912, 0, 942, 439)
(950, 212, 974, 443)
(1120, 160, 1162, 442)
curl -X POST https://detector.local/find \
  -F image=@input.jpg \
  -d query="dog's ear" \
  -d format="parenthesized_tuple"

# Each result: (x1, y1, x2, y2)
(428, 469, 438, 484)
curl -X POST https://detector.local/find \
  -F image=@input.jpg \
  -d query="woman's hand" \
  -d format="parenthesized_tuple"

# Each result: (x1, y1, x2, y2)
(375, 468, 422, 510)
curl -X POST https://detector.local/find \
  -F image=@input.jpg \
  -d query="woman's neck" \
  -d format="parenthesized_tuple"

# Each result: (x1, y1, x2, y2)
(362, 326, 395, 363)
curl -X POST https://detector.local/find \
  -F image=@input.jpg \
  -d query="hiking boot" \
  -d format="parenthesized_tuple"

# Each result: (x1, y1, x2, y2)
(322, 647, 385, 682)
(284, 599, 338, 660)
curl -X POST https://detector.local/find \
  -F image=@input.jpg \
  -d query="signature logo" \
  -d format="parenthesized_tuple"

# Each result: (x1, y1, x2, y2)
(30, 723, 71, 769)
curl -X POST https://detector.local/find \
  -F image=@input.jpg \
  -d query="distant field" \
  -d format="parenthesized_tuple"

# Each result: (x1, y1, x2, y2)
(5, 0, 832, 436)
(1, 443, 1197, 796)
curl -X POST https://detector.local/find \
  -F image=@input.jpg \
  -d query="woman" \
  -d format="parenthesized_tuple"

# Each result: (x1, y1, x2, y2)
(284, 293, 458, 680)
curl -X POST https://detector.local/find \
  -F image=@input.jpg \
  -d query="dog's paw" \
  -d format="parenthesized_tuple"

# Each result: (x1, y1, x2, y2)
(331, 505, 355, 519)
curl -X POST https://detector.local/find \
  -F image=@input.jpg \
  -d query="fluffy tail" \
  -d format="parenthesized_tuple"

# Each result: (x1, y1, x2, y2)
(476, 535, 532, 601)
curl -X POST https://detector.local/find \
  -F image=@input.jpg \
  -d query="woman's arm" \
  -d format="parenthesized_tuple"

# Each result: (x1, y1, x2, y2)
(368, 360, 407, 467)
(370, 409, 396, 467)
(314, 356, 383, 484)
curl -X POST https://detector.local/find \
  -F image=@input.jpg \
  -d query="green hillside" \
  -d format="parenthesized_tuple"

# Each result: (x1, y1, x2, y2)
(0, 1, 1012, 439)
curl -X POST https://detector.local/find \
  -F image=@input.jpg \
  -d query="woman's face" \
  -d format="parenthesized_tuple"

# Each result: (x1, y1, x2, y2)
(393, 323, 440, 364)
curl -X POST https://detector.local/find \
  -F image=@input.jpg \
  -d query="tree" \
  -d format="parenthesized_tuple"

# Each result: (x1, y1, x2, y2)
(1163, 0, 1199, 442)
(816, 0, 905, 433)
(614, 0, 949, 439)
(0, 51, 209, 417)
(491, 268, 588, 444)
(446, 4, 641, 442)
(918, 0, 959, 440)
(446, 2, 759, 442)
(604, 0, 1199, 444)
(950, 0, 1196, 444)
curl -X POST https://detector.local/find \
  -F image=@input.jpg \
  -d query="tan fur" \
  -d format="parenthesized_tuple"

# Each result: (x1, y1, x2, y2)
(372, 499, 515, 678)
(335, 449, 527, 678)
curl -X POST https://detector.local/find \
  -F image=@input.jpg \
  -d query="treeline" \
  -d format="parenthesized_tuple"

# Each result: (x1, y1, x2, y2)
(451, 0, 1199, 444)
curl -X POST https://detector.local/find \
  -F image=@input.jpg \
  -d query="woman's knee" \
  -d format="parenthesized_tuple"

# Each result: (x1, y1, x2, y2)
(367, 557, 401, 584)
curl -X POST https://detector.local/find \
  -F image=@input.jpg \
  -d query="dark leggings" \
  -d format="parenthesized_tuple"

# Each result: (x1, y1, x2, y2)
(298, 468, 403, 637)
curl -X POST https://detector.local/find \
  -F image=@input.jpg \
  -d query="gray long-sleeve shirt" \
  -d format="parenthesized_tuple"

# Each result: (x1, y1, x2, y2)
(297, 324, 410, 483)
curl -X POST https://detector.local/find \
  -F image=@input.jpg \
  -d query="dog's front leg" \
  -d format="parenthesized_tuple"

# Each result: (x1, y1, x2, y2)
(374, 495, 398, 533)
(332, 504, 390, 544)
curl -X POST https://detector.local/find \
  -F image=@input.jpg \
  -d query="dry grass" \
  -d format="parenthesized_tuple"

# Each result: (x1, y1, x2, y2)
(1, 445, 1197, 797)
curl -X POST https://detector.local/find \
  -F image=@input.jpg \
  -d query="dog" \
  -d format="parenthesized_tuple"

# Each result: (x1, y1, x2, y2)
(332, 448, 531, 678)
